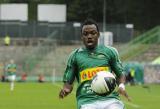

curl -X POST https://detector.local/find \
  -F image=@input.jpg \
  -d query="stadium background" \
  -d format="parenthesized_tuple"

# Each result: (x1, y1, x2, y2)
(0, 0, 160, 109)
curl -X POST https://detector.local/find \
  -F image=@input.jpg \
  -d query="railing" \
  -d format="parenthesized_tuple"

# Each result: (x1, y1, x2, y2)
(120, 26, 160, 61)
(0, 20, 133, 43)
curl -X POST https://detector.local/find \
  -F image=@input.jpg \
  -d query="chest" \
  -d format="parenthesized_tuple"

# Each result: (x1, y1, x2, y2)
(76, 51, 111, 70)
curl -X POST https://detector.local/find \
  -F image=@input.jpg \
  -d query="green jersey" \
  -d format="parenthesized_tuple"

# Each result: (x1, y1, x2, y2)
(5, 63, 17, 76)
(63, 45, 124, 109)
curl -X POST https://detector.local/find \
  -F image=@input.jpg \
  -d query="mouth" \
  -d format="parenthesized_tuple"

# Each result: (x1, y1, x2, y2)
(87, 40, 93, 45)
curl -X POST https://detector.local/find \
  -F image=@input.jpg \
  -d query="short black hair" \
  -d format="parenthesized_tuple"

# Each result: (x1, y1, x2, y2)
(81, 18, 99, 33)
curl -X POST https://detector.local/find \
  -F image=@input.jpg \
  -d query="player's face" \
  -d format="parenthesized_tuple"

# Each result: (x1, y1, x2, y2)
(81, 24, 99, 49)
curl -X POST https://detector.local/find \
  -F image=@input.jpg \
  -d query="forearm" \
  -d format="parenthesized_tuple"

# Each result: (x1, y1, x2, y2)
(117, 75, 126, 90)
(117, 75, 131, 101)
(118, 74, 126, 84)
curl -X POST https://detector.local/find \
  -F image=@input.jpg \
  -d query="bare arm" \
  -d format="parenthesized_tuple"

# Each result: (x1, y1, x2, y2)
(117, 75, 131, 101)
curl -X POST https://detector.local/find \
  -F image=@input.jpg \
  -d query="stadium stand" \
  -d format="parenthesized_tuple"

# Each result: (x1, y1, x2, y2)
(119, 26, 160, 62)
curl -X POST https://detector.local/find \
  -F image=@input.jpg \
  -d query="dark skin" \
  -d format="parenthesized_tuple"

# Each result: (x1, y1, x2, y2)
(59, 24, 131, 101)
(81, 24, 99, 50)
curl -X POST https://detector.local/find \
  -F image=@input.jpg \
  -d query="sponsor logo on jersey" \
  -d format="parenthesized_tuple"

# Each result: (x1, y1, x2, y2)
(97, 54, 106, 59)
(89, 53, 106, 59)
(8, 68, 16, 72)
(80, 66, 109, 82)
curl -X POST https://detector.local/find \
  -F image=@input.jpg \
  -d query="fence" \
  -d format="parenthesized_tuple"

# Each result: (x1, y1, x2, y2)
(0, 20, 133, 43)
(144, 64, 160, 83)
(0, 41, 80, 82)
(0, 42, 159, 83)
(119, 26, 160, 61)
(0, 20, 159, 83)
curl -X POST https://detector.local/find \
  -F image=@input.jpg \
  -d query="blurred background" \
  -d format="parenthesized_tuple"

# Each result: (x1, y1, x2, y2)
(0, 1, 159, 109)
(0, 0, 159, 84)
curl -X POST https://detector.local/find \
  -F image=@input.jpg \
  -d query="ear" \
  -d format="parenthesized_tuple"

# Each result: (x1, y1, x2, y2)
(97, 32, 100, 38)
(81, 36, 83, 40)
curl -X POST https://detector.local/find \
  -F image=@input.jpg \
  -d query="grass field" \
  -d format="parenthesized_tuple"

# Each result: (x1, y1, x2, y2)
(0, 82, 159, 109)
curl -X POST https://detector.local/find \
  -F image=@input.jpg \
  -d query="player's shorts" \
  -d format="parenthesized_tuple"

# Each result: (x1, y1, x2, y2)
(80, 98, 124, 109)
(7, 75, 16, 82)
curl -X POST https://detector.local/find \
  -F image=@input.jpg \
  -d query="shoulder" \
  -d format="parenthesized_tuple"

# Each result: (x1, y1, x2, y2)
(66, 47, 85, 64)
(106, 46, 121, 62)
(68, 47, 83, 59)
(106, 46, 119, 55)
(99, 45, 118, 55)
(69, 47, 83, 55)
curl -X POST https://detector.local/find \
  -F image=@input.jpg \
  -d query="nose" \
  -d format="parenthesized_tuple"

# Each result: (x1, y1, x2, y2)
(87, 33, 93, 38)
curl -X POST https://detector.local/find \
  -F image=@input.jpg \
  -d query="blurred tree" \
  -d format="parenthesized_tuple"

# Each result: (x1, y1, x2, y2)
(117, 0, 160, 30)
(67, 0, 103, 22)
(28, 1, 38, 21)
(0, 0, 10, 3)
(0, 0, 160, 30)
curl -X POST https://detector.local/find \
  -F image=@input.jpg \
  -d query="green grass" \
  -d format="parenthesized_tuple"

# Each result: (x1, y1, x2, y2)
(0, 82, 159, 109)
(123, 84, 160, 109)
(0, 82, 76, 109)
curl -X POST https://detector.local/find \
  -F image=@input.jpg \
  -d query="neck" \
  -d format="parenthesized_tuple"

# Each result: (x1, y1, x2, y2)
(86, 45, 97, 51)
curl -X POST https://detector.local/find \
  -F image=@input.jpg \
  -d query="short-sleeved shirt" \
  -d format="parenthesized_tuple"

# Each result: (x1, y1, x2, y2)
(5, 64, 17, 76)
(63, 45, 124, 109)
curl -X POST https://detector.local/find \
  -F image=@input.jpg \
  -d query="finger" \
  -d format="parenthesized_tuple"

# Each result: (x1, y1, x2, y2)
(118, 89, 131, 101)
(123, 91, 131, 101)
(59, 90, 65, 99)
(127, 97, 132, 102)
(65, 88, 71, 93)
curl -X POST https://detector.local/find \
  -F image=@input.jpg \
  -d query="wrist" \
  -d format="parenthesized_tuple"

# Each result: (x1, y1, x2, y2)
(119, 83, 125, 90)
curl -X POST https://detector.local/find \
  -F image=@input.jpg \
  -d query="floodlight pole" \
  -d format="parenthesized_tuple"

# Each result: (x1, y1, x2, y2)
(102, 0, 106, 45)
(103, 0, 106, 33)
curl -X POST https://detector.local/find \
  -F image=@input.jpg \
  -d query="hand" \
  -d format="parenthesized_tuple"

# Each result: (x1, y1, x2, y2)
(118, 87, 131, 102)
(59, 83, 73, 99)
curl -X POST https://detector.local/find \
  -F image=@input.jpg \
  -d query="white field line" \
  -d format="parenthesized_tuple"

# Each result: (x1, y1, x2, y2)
(124, 101, 141, 108)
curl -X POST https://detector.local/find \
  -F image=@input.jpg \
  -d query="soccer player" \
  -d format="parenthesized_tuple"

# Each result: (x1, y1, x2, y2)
(59, 19, 130, 109)
(5, 59, 17, 91)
